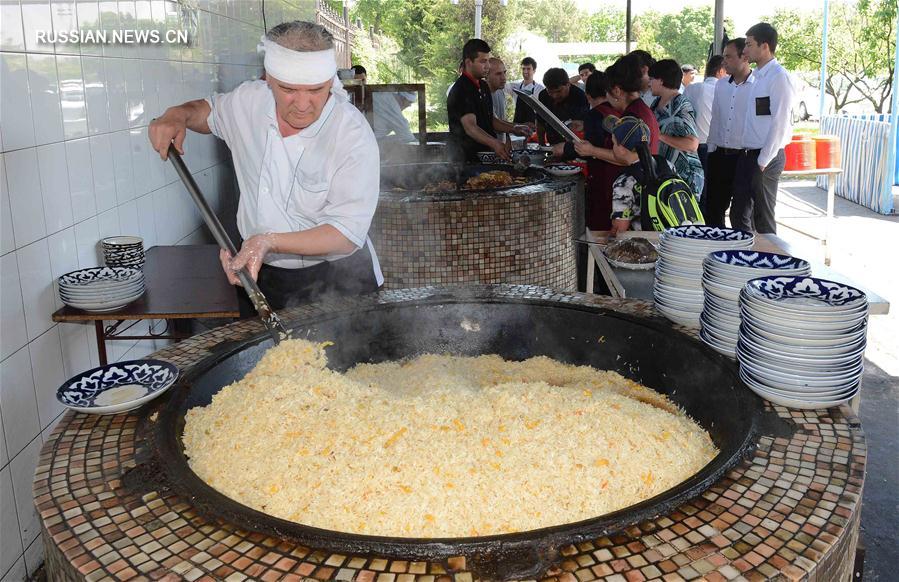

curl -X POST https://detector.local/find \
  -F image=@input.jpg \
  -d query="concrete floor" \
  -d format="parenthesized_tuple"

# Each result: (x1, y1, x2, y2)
(774, 180, 898, 581)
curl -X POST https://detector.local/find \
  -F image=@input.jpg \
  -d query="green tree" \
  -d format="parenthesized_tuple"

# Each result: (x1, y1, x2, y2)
(586, 7, 626, 43)
(510, 0, 586, 43)
(768, 0, 896, 113)
(634, 6, 733, 72)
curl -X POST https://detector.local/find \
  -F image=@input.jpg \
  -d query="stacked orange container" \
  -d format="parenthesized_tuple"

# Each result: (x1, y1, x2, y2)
(813, 135, 841, 169)
(784, 135, 816, 170)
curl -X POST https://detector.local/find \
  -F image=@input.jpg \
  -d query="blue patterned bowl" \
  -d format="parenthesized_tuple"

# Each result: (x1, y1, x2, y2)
(56, 359, 180, 415)
(707, 250, 811, 272)
(743, 276, 867, 311)
(664, 225, 754, 242)
(58, 266, 143, 287)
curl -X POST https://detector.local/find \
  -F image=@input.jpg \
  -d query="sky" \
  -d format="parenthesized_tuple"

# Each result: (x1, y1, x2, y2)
(572, 0, 828, 35)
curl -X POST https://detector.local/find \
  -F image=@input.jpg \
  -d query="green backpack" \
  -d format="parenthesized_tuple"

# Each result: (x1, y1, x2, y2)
(634, 146, 704, 231)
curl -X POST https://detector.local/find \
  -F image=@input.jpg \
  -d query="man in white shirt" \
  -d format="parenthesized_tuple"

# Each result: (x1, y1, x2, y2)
(507, 56, 544, 126)
(733, 22, 796, 234)
(704, 38, 755, 227)
(683, 55, 725, 205)
(488, 57, 510, 142)
(149, 21, 382, 312)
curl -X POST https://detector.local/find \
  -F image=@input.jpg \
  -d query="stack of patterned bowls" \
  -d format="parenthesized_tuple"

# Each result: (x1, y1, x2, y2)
(102, 236, 145, 269)
(737, 275, 868, 409)
(654, 226, 754, 328)
(58, 267, 145, 312)
(700, 251, 812, 357)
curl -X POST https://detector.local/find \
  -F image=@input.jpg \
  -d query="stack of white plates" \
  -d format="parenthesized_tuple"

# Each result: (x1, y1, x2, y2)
(737, 275, 868, 409)
(58, 267, 145, 312)
(654, 226, 754, 328)
(700, 251, 811, 357)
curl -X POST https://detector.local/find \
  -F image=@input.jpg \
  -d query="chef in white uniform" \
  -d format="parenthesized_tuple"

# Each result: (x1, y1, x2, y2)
(149, 21, 382, 313)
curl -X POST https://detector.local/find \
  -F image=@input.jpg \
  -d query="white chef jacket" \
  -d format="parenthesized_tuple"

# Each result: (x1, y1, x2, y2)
(372, 92, 416, 142)
(683, 77, 718, 143)
(741, 58, 796, 167)
(707, 72, 755, 153)
(205, 80, 383, 284)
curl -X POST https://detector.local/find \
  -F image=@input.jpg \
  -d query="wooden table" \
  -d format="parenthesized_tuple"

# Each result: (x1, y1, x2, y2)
(52, 245, 240, 366)
(781, 167, 843, 265)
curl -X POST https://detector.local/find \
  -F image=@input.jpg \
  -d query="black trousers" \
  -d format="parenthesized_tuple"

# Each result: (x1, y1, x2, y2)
(237, 243, 380, 317)
(704, 149, 740, 228)
(730, 149, 785, 234)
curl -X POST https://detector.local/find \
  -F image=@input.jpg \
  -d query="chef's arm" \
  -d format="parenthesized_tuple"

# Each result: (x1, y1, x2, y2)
(148, 99, 212, 160)
(222, 226, 356, 284)
(461, 113, 510, 159)
(461, 113, 503, 150)
(493, 117, 531, 137)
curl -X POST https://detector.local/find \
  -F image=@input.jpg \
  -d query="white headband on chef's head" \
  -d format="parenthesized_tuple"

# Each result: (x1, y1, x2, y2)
(258, 36, 337, 85)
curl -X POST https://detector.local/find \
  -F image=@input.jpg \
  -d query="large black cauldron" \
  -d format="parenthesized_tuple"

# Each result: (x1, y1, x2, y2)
(131, 287, 780, 580)
(380, 162, 550, 197)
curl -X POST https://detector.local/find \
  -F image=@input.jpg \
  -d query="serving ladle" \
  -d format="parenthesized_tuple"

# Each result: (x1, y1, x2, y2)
(167, 145, 288, 345)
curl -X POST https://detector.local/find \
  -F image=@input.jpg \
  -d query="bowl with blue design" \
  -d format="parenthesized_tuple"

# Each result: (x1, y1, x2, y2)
(57, 359, 180, 415)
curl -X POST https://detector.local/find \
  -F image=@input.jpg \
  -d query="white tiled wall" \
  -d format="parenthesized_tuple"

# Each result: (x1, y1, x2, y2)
(0, 1, 315, 579)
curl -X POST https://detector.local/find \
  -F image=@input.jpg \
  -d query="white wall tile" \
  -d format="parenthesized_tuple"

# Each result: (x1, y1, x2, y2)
(0, 2, 26, 52)
(4, 148, 46, 248)
(129, 128, 151, 199)
(0, 155, 14, 256)
(0, 54, 36, 152)
(73, 216, 100, 267)
(0, 466, 23, 578)
(36, 143, 74, 235)
(81, 56, 110, 135)
(118, 200, 139, 236)
(123, 54, 146, 127)
(21, 0, 54, 54)
(23, 535, 43, 577)
(56, 55, 89, 140)
(16, 239, 55, 341)
(9, 435, 42, 547)
(76, 0, 102, 58)
(28, 327, 66, 430)
(88, 134, 116, 213)
(103, 57, 128, 132)
(46, 227, 80, 310)
(0, 254, 27, 362)
(140, 60, 161, 121)
(110, 130, 134, 203)
(97, 207, 119, 239)
(58, 322, 92, 379)
(26, 54, 65, 146)
(98, 0, 122, 58)
(0, 348, 40, 460)
(136, 193, 157, 248)
(65, 138, 97, 222)
(0, 409, 7, 468)
(50, 0, 79, 55)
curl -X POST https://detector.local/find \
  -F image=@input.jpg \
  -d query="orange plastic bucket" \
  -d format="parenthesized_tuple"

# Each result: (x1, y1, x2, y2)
(785, 139, 816, 171)
(813, 135, 841, 169)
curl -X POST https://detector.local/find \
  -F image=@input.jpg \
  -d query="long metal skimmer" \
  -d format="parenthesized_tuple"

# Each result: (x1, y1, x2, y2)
(167, 145, 288, 344)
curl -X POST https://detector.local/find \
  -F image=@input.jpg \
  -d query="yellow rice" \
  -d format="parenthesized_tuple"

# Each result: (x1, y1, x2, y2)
(182, 339, 717, 537)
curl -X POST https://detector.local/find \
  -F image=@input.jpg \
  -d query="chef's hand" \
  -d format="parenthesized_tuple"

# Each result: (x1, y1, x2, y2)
(610, 218, 631, 236)
(573, 140, 595, 158)
(511, 124, 532, 137)
(220, 233, 278, 285)
(148, 111, 188, 160)
(491, 139, 512, 161)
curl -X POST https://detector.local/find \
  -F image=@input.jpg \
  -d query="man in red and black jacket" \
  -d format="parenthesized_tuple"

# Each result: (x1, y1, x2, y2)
(447, 38, 530, 163)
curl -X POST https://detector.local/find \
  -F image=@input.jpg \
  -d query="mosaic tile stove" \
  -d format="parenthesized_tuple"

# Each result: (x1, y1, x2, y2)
(34, 286, 865, 582)
(370, 180, 583, 290)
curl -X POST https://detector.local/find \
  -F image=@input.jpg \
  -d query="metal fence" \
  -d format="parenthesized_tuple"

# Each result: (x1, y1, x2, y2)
(315, 0, 353, 68)
(817, 115, 895, 215)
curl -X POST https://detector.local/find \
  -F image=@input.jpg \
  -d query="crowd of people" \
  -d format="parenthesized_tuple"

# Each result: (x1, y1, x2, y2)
(445, 22, 797, 236)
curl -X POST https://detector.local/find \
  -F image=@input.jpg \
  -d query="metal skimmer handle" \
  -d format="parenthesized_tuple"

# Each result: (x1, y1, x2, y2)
(166, 145, 288, 344)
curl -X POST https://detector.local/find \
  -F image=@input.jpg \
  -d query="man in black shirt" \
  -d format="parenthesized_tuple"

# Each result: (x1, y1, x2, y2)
(446, 38, 530, 163)
(536, 67, 589, 145)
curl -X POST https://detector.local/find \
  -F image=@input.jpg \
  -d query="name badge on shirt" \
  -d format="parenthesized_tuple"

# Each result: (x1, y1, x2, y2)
(755, 96, 772, 116)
